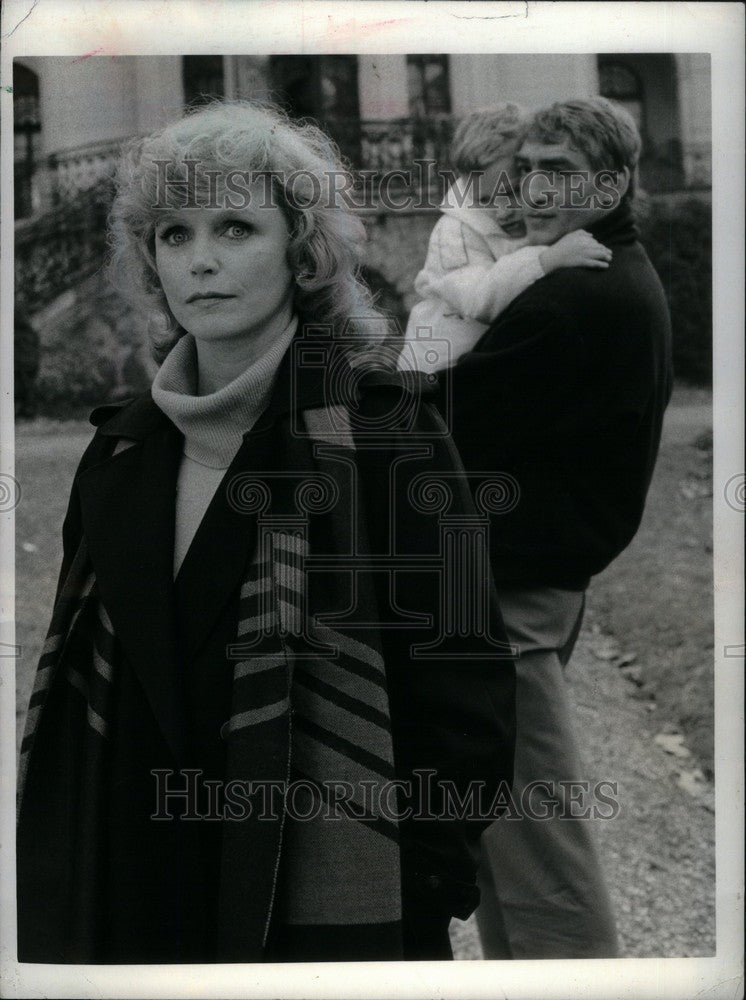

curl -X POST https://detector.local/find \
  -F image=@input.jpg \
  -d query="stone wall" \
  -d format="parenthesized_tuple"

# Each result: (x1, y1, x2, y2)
(26, 272, 153, 417)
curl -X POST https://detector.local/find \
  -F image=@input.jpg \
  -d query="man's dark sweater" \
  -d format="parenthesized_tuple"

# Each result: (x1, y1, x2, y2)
(436, 201, 673, 590)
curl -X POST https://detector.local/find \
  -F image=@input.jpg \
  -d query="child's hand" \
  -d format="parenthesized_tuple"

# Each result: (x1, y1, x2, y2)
(539, 230, 613, 273)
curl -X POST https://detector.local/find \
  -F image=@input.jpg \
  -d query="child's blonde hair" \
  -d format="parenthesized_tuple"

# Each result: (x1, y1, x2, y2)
(450, 103, 527, 175)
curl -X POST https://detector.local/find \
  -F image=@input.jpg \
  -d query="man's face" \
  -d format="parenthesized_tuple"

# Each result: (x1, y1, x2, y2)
(515, 138, 610, 245)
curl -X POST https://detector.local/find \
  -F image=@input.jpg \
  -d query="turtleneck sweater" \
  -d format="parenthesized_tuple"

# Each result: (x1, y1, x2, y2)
(151, 317, 298, 575)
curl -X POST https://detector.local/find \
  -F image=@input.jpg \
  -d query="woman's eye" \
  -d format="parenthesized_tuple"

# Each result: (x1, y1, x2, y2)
(159, 227, 189, 246)
(224, 222, 252, 239)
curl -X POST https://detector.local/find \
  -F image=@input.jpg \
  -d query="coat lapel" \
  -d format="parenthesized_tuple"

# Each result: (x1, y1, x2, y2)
(172, 329, 331, 665)
(173, 423, 273, 664)
(77, 399, 187, 763)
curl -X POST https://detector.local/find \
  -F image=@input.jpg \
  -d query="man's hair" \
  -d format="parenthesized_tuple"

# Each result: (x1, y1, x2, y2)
(525, 97, 642, 198)
(108, 100, 385, 362)
(450, 103, 527, 175)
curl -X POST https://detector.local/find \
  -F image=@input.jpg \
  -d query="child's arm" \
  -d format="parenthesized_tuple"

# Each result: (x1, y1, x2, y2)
(538, 228, 613, 275)
(428, 230, 612, 325)
(424, 248, 545, 324)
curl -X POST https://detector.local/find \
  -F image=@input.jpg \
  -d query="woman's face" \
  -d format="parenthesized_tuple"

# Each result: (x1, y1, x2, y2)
(153, 179, 295, 345)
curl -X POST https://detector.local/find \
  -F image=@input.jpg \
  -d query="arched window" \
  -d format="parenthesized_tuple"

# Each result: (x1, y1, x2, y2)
(13, 61, 41, 219)
(598, 59, 644, 133)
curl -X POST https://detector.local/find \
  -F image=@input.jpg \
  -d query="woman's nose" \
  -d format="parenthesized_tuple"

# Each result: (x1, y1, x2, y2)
(189, 236, 219, 274)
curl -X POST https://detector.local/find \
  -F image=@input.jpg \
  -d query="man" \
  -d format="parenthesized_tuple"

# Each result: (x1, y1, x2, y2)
(436, 98, 673, 958)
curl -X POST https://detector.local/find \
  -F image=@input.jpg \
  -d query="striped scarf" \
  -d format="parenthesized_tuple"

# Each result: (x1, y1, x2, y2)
(18, 403, 402, 958)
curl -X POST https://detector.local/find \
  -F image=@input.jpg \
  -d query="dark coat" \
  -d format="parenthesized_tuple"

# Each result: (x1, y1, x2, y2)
(437, 201, 674, 590)
(17, 334, 516, 963)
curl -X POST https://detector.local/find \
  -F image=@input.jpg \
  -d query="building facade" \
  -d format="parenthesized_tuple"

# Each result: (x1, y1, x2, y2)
(14, 51, 711, 221)
(12, 53, 712, 412)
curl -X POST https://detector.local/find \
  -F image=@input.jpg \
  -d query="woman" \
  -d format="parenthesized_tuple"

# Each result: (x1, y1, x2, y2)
(17, 101, 515, 964)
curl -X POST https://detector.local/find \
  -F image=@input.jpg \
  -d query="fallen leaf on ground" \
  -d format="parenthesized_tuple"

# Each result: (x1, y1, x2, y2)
(620, 665, 645, 687)
(654, 732, 691, 758)
(592, 644, 620, 661)
(616, 651, 638, 667)
(679, 479, 712, 500)
(675, 768, 707, 797)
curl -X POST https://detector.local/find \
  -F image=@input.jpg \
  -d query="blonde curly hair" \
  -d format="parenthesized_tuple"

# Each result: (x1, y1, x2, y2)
(108, 99, 387, 362)
(449, 103, 527, 175)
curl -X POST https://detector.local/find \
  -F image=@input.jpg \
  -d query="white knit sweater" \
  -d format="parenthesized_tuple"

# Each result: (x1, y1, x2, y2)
(151, 318, 298, 575)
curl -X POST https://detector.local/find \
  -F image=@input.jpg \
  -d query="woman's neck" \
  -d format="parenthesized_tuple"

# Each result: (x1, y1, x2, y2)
(151, 315, 299, 468)
(194, 307, 295, 396)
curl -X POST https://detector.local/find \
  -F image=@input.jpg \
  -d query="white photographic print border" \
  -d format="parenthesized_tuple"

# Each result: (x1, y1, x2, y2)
(0, 2, 743, 998)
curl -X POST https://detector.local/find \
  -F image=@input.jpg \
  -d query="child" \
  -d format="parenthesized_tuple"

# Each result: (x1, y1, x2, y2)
(399, 105, 612, 372)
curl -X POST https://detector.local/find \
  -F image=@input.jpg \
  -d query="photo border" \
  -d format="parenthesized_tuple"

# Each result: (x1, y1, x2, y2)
(1, 2, 742, 998)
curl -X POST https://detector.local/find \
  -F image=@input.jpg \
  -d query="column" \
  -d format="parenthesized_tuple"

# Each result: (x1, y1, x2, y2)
(134, 57, 185, 134)
(38, 56, 139, 156)
(232, 56, 272, 102)
(358, 55, 409, 119)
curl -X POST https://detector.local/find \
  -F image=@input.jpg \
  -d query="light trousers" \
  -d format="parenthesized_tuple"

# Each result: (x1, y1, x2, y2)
(476, 587, 619, 959)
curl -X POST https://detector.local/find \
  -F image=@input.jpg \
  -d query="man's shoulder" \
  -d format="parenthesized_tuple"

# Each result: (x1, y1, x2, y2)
(504, 241, 663, 323)
(475, 240, 668, 359)
(480, 274, 575, 340)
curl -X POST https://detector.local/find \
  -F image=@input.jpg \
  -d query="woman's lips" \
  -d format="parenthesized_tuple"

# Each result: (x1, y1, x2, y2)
(186, 293, 236, 303)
